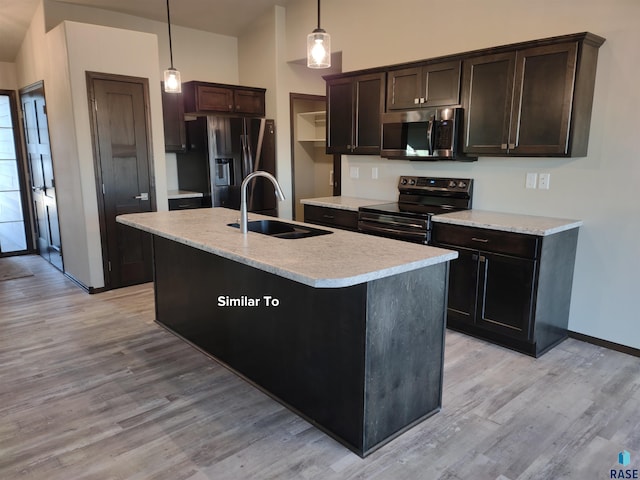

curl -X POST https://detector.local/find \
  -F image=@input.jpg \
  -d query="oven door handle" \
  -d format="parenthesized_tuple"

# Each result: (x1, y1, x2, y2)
(358, 222, 428, 243)
(358, 214, 427, 230)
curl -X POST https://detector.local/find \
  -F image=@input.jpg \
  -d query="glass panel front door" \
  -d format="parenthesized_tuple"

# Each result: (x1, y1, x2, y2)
(0, 94, 28, 254)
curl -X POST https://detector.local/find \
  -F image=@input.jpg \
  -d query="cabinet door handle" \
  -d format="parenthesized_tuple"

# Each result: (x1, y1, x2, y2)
(322, 214, 335, 219)
(471, 237, 489, 243)
(501, 143, 508, 150)
(509, 143, 516, 149)
(472, 253, 487, 263)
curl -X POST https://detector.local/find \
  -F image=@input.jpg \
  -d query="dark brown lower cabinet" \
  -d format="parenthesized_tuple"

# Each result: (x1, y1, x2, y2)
(303, 205, 359, 231)
(432, 223, 579, 357)
(168, 197, 203, 210)
(448, 248, 536, 340)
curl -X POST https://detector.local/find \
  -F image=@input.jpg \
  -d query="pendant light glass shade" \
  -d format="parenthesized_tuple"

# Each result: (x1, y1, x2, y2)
(164, 0, 181, 93)
(307, 29, 331, 68)
(307, 0, 330, 69)
(164, 68, 181, 93)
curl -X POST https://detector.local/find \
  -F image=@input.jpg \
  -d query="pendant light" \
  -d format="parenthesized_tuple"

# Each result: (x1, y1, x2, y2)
(163, 0, 181, 93)
(307, 0, 331, 69)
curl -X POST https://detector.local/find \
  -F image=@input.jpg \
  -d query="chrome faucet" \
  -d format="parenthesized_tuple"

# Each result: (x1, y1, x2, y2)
(240, 171, 286, 234)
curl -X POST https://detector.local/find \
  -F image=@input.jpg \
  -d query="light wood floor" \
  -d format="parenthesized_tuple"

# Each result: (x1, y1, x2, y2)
(1, 255, 638, 480)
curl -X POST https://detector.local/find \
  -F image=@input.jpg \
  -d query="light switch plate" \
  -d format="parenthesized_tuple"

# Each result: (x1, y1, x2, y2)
(526, 173, 537, 189)
(371, 167, 378, 179)
(349, 166, 359, 179)
(539, 173, 551, 190)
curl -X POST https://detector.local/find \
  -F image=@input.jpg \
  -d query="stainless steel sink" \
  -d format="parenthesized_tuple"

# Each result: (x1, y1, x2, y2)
(228, 219, 333, 239)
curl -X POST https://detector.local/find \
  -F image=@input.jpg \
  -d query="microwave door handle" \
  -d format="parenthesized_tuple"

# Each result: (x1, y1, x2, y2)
(426, 117, 435, 155)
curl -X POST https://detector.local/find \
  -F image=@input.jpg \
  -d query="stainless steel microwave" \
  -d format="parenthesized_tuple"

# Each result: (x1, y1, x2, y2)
(381, 107, 474, 161)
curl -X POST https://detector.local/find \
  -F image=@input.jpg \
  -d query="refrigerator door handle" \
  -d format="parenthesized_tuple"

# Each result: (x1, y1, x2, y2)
(253, 118, 266, 173)
(241, 133, 251, 177)
(246, 118, 267, 212)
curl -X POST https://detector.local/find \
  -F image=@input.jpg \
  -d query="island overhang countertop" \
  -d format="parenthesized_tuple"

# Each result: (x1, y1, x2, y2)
(117, 208, 457, 288)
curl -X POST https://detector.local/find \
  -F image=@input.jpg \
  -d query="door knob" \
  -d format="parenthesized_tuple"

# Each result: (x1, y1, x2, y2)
(134, 192, 149, 201)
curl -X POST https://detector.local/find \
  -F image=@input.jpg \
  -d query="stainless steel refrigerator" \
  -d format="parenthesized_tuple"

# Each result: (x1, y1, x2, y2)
(176, 116, 278, 216)
(208, 116, 277, 216)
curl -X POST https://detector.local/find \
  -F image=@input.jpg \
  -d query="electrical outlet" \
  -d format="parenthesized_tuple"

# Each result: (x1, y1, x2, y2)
(526, 173, 537, 189)
(539, 173, 551, 190)
(349, 166, 359, 179)
(371, 167, 378, 180)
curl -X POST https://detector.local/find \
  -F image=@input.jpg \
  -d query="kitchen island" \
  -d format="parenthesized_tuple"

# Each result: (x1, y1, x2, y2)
(117, 208, 457, 457)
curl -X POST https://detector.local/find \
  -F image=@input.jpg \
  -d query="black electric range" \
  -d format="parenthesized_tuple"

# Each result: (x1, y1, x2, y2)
(358, 176, 473, 244)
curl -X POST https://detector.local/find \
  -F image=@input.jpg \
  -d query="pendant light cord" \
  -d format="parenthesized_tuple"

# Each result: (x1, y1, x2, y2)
(166, 0, 174, 68)
(317, 0, 321, 30)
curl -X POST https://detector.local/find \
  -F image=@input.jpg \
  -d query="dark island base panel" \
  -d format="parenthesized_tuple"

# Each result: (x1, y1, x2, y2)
(152, 235, 448, 457)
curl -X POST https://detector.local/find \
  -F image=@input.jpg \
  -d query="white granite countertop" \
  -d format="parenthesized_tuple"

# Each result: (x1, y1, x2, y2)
(432, 210, 582, 236)
(167, 189, 204, 200)
(300, 196, 387, 212)
(117, 208, 457, 288)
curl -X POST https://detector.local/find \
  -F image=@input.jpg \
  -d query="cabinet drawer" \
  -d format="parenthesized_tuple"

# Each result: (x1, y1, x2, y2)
(304, 205, 358, 231)
(169, 197, 203, 210)
(432, 223, 539, 258)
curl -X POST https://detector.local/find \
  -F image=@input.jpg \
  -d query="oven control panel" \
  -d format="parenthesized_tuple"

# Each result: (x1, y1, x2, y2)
(398, 176, 473, 194)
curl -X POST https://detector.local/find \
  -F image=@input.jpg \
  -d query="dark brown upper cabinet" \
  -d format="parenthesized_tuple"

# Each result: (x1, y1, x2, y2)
(459, 52, 516, 156)
(324, 32, 604, 159)
(183, 81, 266, 116)
(386, 60, 461, 110)
(461, 33, 605, 157)
(325, 72, 385, 155)
(161, 84, 186, 152)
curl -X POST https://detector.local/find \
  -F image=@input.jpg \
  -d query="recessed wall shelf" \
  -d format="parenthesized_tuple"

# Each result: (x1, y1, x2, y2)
(296, 110, 326, 144)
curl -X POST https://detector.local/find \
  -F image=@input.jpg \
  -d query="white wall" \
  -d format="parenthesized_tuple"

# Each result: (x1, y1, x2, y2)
(43, 0, 239, 85)
(0, 62, 17, 90)
(282, 0, 640, 349)
(14, 2, 47, 88)
(45, 22, 91, 285)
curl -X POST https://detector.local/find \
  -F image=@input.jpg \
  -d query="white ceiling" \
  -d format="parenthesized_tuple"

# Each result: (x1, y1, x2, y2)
(0, 0, 296, 62)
